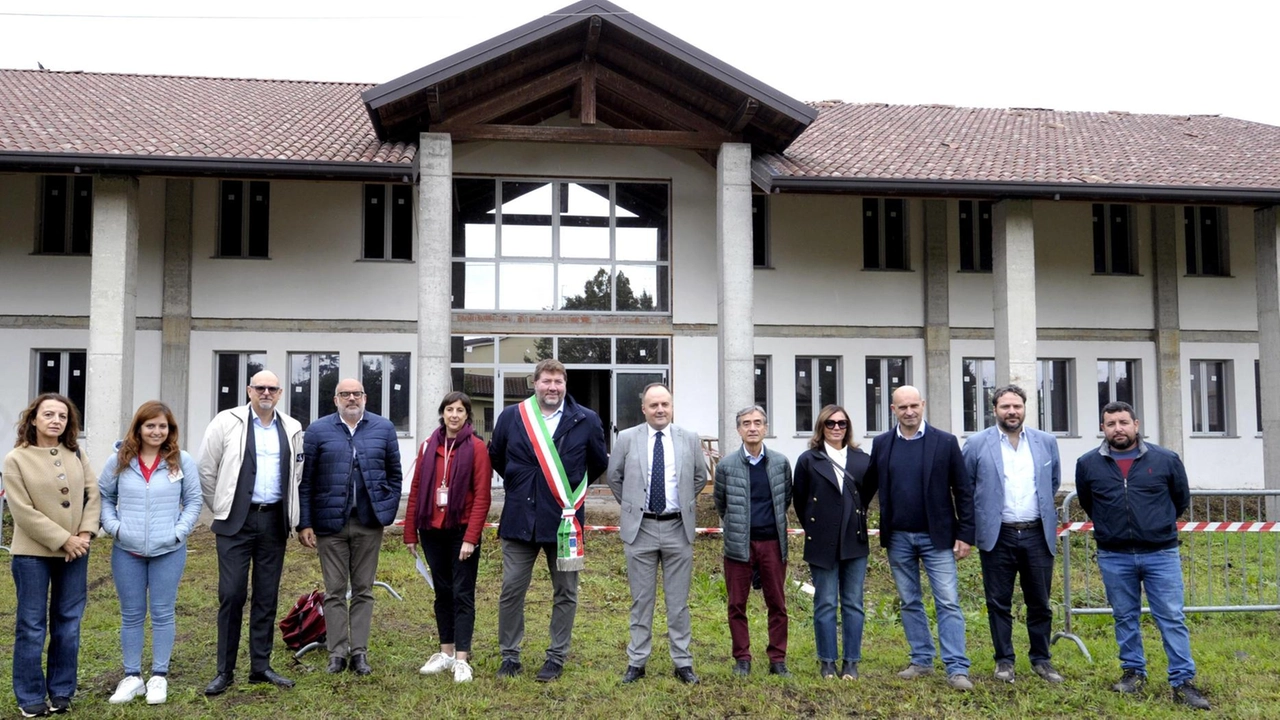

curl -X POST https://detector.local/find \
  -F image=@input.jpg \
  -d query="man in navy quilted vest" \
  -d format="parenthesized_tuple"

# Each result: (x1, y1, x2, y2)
(297, 378, 403, 676)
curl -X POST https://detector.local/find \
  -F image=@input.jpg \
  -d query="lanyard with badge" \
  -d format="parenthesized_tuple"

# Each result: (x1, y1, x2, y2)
(438, 437, 456, 507)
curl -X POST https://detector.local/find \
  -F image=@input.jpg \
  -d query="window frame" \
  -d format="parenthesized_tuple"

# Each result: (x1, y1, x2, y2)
(36, 175, 93, 255)
(1184, 206, 1229, 277)
(360, 351, 412, 435)
(962, 357, 996, 434)
(752, 194, 771, 269)
(362, 183, 415, 261)
(753, 355, 771, 419)
(1037, 358, 1075, 436)
(865, 356, 910, 434)
(213, 351, 267, 415)
(1096, 359, 1140, 433)
(32, 349, 88, 432)
(1189, 358, 1233, 436)
(217, 179, 271, 259)
(1092, 203, 1137, 275)
(862, 197, 910, 271)
(287, 352, 340, 431)
(795, 356, 841, 434)
(957, 200, 993, 272)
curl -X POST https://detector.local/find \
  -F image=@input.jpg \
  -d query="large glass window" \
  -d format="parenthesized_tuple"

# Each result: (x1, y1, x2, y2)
(1092, 203, 1135, 275)
(361, 352, 411, 433)
(363, 184, 414, 261)
(1190, 359, 1230, 435)
(962, 357, 996, 433)
(288, 352, 339, 430)
(34, 350, 87, 429)
(214, 351, 267, 414)
(219, 180, 270, 258)
(754, 356, 771, 417)
(958, 200, 992, 272)
(1037, 359, 1074, 435)
(866, 357, 910, 433)
(452, 179, 669, 312)
(37, 176, 93, 254)
(863, 198, 908, 270)
(796, 357, 840, 433)
(1184, 206, 1228, 276)
(1097, 359, 1138, 425)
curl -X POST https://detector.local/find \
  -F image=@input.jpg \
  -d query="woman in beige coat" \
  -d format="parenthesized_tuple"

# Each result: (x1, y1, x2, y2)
(3, 393, 100, 718)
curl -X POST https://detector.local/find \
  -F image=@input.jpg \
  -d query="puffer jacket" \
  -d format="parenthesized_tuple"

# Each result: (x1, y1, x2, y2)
(1076, 439, 1190, 552)
(298, 411, 403, 534)
(714, 445, 793, 563)
(99, 444, 203, 557)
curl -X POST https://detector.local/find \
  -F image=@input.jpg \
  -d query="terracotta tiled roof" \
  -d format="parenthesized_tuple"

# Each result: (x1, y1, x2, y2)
(758, 102, 1280, 189)
(0, 69, 414, 167)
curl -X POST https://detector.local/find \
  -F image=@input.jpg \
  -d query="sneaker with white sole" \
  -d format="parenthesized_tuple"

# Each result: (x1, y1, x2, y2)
(109, 675, 145, 704)
(453, 659, 473, 683)
(145, 676, 167, 705)
(419, 652, 455, 675)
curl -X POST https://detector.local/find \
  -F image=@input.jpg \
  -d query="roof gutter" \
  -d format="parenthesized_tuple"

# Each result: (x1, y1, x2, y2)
(0, 152, 417, 183)
(759, 174, 1280, 206)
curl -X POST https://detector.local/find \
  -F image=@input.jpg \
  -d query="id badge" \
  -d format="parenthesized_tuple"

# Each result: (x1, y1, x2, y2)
(437, 486, 449, 507)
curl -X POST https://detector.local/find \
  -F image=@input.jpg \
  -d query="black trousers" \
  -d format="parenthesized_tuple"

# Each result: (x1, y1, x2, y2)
(978, 524, 1055, 665)
(419, 526, 481, 652)
(215, 508, 288, 674)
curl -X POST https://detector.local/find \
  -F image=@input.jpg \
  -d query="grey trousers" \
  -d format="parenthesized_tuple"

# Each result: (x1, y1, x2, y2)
(316, 519, 384, 658)
(624, 516, 694, 668)
(498, 538, 579, 664)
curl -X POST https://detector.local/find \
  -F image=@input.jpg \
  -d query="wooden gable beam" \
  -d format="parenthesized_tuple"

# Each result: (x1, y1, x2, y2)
(727, 97, 759, 133)
(573, 17, 602, 125)
(596, 64, 728, 136)
(436, 62, 582, 130)
(599, 43, 737, 118)
(446, 124, 730, 150)
(584, 15, 602, 57)
(426, 86, 443, 123)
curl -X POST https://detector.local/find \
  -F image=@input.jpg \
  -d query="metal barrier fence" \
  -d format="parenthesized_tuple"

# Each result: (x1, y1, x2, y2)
(1052, 489, 1280, 662)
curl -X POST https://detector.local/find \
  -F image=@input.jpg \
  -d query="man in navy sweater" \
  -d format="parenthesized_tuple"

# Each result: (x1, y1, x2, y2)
(1076, 401, 1209, 710)
(863, 386, 974, 691)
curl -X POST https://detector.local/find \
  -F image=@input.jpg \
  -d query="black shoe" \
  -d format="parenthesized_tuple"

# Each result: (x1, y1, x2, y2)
(349, 653, 372, 676)
(48, 697, 70, 714)
(621, 665, 646, 684)
(769, 662, 792, 678)
(496, 659, 522, 679)
(673, 666, 700, 685)
(535, 660, 563, 682)
(204, 672, 233, 696)
(1112, 669, 1145, 694)
(248, 668, 295, 689)
(819, 661, 837, 679)
(1173, 682, 1211, 710)
(732, 659, 751, 677)
(327, 657, 347, 674)
(19, 703, 49, 718)
(840, 661, 859, 680)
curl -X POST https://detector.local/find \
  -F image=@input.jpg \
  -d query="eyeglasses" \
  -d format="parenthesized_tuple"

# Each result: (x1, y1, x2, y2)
(250, 385, 282, 394)
(823, 419, 849, 429)
(336, 391, 366, 399)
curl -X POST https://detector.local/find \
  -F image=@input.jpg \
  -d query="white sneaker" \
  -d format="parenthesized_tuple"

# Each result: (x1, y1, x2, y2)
(109, 675, 145, 704)
(419, 652, 455, 675)
(145, 676, 167, 705)
(453, 659, 473, 683)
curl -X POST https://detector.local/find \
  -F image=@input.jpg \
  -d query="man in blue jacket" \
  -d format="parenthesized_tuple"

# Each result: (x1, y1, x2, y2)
(1076, 401, 1209, 710)
(489, 358, 608, 682)
(297, 378, 402, 676)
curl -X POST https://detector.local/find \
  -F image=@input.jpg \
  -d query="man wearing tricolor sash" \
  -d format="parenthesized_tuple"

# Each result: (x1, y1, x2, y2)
(489, 359, 609, 683)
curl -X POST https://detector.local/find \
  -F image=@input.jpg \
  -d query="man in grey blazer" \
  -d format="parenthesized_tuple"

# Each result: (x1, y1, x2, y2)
(962, 384, 1063, 685)
(606, 383, 708, 685)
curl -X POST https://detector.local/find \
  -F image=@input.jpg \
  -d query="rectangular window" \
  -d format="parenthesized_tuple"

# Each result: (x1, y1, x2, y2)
(865, 356, 910, 433)
(1037, 359, 1074, 435)
(752, 194, 770, 268)
(1189, 359, 1230, 435)
(1096, 359, 1138, 426)
(34, 350, 87, 429)
(957, 200, 993, 272)
(754, 356, 770, 417)
(1184, 206, 1227, 276)
(361, 352, 411, 433)
(37, 176, 93, 254)
(452, 179, 669, 312)
(218, 180, 270, 258)
(288, 352, 339, 430)
(363, 184, 414, 261)
(962, 357, 996, 433)
(1256, 360, 1262, 434)
(214, 351, 267, 414)
(863, 198, 908, 270)
(795, 356, 839, 433)
(1092, 203, 1135, 274)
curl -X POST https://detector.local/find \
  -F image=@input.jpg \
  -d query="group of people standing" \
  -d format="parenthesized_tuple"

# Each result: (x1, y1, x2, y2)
(3, 358, 1211, 715)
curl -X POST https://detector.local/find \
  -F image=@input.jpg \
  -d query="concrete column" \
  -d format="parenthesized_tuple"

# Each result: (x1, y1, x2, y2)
(717, 143, 755, 451)
(923, 200, 951, 430)
(1254, 207, 1280, 520)
(1152, 205, 1183, 453)
(161, 179, 193, 437)
(417, 133, 453, 446)
(87, 175, 139, 467)
(993, 200, 1038, 426)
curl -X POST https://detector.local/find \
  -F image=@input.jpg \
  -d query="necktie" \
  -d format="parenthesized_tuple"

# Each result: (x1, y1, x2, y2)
(649, 430, 666, 513)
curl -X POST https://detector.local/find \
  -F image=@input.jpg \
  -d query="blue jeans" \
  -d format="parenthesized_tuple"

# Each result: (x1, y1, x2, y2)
(112, 543, 188, 675)
(810, 557, 868, 663)
(11, 553, 89, 707)
(1096, 547, 1197, 686)
(886, 532, 970, 675)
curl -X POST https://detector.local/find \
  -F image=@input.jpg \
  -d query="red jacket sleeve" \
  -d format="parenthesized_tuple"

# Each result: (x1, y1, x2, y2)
(403, 441, 427, 544)
(464, 436, 493, 545)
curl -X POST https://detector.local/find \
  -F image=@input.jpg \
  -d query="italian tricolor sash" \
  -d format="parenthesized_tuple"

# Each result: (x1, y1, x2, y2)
(518, 396, 588, 571)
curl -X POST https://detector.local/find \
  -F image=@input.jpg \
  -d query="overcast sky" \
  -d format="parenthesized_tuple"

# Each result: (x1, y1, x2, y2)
(3, 0, 1277, 126)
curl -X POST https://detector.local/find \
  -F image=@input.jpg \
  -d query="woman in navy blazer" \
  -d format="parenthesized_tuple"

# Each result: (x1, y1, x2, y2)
(793, 404, 871, 681)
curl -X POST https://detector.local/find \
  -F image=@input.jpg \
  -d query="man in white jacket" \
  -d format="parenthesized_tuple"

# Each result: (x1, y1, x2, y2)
(198, 370, 305, 696)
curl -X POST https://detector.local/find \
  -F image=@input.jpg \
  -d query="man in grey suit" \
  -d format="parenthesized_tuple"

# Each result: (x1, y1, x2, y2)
(962, 384, 1063, 685)
(606, 383, 708, 685)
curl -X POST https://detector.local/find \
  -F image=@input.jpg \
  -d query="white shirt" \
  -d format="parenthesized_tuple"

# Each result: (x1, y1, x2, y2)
(645, 424, 677, 513)
(541, 402, 564, 437)
(250, 413, 282, 504)
(743, 444, 766, 466)
(896, 420, 927, 441)
(999, 430, 1040, 523)
(824, 442, 846, 493)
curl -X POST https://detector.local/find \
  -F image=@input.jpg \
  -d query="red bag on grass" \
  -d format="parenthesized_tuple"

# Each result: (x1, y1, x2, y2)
(279, 590, 326, 650)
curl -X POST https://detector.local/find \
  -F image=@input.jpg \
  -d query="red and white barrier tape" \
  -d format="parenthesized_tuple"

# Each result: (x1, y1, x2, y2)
(395, 519, 1277, 536)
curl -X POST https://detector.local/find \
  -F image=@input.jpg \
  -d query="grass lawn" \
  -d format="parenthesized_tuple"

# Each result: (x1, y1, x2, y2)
(2, 498, 1278, 719)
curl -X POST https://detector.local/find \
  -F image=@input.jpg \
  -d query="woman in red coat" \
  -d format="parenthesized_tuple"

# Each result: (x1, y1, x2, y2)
(405, 392, 492, 683)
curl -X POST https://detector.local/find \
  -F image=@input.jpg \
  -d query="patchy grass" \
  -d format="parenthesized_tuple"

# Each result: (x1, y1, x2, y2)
(1, 498, 1278, 719)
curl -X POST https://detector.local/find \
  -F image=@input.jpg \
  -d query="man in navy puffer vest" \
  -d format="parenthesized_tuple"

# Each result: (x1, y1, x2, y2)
(298, 378, 403, 676)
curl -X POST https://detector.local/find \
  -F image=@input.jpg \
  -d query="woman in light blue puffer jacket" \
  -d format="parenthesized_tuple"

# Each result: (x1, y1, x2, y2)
(98, 401, 202, 706)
